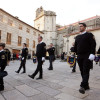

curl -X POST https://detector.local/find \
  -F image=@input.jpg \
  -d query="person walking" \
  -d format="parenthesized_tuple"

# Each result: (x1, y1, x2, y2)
(15, 43, 28, 74)
(28, 36, 46, 80)
(0, 43, 7, 91)
(74, 23, 96, 94)
(47, 43, 55, 70)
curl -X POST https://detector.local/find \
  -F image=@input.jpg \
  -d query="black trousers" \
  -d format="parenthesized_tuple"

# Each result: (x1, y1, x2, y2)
(0, 77, 4, 86)
(72, 59, 76, 71)
(0, 67, 6, 87)
(18, 59, 26, 73)
(77, 54, 93, 88)
(32, 57, 43, 78)
(49, 55, 54, 69)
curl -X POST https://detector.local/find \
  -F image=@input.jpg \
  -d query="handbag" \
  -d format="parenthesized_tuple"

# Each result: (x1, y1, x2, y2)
(0, 71, 8, 78)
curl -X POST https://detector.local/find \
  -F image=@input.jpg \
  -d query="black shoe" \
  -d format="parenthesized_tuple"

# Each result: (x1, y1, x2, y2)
(0, 86, 4, 91)
(0, 88, 4, 91)
(48, 68, 53, 70)
(36, 77, 42, 80)
(72, 70, 76, 73)
(79, 87, 85, 94)
(28, 75, 34, 79)
(15, 71, 19, 73)
(21, 72, 26, 74)
(84, 86, 90, 90)
(96, 62, 98, 64)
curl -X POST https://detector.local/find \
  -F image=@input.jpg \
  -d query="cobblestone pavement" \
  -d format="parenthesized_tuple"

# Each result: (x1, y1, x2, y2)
(0, 60, 100, 100)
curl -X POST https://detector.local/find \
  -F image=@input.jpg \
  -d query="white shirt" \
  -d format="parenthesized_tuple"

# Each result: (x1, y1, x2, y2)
(23, 47, 26, 49)
(0, 49, 4, 52)
(81, 31, 86, 34)
(39, 41, 43, 44)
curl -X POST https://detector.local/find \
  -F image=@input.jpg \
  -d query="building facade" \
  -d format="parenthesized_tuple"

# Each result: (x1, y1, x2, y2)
(0, 8, 43, 56)
(0, 7, 100, 57)
(57, 16, 100, 54)
(34, 7, 57, 51)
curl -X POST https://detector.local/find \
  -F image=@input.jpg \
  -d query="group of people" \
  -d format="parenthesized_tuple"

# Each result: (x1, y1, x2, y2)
(28, 36, 55, 79)
(0, 22, 99, 95)
(0, 36, 56, 91)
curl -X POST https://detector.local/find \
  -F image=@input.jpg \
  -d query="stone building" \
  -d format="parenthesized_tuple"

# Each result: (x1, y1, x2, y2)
(34, 7, 57, 52)
(0, 7, 100, 57)
(0, 8, 43, 56)
(57, 16, 100, 54)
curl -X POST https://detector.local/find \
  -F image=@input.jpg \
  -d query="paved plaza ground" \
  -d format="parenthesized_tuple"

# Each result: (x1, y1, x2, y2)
(0, 60, 100, 100)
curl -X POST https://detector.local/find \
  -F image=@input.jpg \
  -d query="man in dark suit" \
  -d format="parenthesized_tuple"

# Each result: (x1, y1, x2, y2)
(47, 43, 55, 70)
(28, 36, 46, 80)
(74, 23, 96, 94)
(0, 43, 7, 91)
(15, 43, 28, 74)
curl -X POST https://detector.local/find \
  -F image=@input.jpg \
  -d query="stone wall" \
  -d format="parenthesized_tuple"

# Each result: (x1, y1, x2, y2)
(0, 9, 42, 56)
(57, 16, 100, 55)
(63, 29, 100, 53)
(34, 7, 57, 51)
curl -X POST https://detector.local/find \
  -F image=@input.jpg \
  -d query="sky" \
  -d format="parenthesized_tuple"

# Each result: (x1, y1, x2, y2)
(0, 0, 100, 26)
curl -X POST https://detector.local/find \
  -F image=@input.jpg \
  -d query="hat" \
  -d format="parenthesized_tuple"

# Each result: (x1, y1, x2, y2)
(0, 43, 5, 48)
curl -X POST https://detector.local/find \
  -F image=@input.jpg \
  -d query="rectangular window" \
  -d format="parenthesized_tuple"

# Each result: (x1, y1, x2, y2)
(19, 24, 23, 30)
(33, 40, 35, 48)
(6, 33, 11, 44)
(26, 28, 30, 33)
(0, 14, 3, 22)
(8, 19, 13, 26)
(0, 30, 1, 42)
(26, 38, 29, 47)
(18, 36, 22, 46)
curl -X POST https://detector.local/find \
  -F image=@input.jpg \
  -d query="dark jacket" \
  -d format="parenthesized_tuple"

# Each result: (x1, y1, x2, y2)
(74, 32, 96, 55)
(70, 47, 75, 52)
(36, 42, 46, 58)
(21, 48, 28, 59)
(5, 49, 11, 61)
(0, 50, 7, 71)
(47, 47, 55, 56)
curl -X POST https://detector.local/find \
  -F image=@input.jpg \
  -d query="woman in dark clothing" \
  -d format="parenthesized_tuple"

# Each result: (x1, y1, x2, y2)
(4, 49, 11, 66)
(13, 53, 16, 62)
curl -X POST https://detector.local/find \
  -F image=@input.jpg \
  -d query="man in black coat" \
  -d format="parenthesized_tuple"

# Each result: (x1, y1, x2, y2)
(61, 52, 65, 60)
(74, 23, 96, 94)
(0, 43, 7, 91)
(28, 36, 46, 80)
(15, 43, 28, 74)
(47, 43, 55, 70)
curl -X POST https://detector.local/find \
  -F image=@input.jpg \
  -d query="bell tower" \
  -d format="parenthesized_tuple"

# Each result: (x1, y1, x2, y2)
(34, 6, 57, 49)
